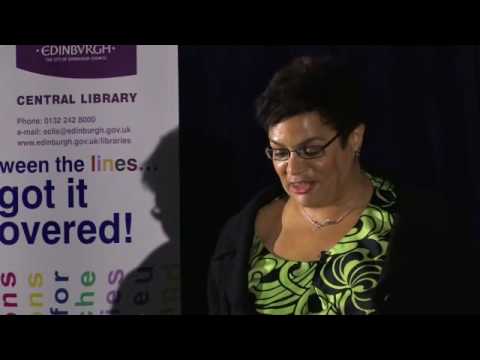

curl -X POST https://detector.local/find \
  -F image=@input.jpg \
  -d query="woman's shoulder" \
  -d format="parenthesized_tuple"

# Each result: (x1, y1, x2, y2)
(213, 183, 285, 257)
(233, 183, 286, 225)
(255, 195, 286, 247)
(366, 169, 446, 210)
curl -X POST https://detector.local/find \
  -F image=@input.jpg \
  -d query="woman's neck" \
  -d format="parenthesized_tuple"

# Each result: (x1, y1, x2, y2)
(296, 166, 372, 217)
(336, 166, 370, 208)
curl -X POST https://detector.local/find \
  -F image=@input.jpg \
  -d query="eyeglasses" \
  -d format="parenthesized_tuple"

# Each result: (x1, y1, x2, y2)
(265, 133, 340, 162)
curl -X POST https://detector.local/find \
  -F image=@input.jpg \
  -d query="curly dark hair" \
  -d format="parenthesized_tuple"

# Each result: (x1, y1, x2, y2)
(255, 56, 364, 147)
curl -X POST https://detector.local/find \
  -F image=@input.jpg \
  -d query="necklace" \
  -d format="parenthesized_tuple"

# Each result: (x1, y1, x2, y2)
(296, 172, 372, 231)
(299, 205, 362, 231)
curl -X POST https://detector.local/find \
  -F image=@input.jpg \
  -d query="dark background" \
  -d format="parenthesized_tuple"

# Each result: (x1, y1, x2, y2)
(179, 46, 479, 314)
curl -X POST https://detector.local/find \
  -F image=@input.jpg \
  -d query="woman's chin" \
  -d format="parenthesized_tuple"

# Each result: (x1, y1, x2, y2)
(290, 193, 318, 207)
(289, 190, 333, 208)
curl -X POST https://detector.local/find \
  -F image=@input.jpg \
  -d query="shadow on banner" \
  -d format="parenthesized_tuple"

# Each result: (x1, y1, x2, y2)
(111, 127, 180, 315)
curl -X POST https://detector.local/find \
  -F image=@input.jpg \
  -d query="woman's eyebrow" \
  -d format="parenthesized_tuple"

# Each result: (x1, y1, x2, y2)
(269, 136, 326, 147)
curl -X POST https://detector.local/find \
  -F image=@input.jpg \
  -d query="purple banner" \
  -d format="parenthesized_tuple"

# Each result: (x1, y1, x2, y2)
(16, 45, 137, 79)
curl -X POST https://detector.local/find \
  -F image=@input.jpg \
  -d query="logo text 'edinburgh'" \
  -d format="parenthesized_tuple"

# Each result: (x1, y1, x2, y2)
(16, 45, 137, 79)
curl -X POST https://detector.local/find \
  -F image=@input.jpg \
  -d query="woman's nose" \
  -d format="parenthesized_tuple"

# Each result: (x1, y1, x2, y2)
(286, 152, 307, 175)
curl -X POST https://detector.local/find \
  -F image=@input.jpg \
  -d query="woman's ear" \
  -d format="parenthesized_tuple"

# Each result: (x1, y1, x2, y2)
(349, 123, 366, 152)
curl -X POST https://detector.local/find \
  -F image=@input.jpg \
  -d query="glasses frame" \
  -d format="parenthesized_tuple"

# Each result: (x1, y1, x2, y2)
(265, 133, 340, 161)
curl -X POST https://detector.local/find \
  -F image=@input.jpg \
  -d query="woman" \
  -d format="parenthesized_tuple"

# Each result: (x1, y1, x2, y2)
(207, 56, 474, 315)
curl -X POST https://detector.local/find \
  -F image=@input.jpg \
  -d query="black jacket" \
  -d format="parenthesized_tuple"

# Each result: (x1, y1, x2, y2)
(208, 181, 476, 315)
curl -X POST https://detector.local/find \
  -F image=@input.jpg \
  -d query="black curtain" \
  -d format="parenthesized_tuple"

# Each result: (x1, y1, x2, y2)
(179, 46, 478, 314)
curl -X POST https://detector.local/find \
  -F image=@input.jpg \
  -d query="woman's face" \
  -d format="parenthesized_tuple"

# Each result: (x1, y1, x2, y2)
(268, 112, 364, 208)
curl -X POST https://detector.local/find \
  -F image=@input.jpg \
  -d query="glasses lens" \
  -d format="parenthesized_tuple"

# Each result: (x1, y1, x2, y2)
(272, 149, 290, 161)
(299, 145, 326, 159)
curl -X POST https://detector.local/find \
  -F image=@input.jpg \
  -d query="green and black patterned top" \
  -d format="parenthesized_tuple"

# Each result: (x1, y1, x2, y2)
(248, 174, 397, 315)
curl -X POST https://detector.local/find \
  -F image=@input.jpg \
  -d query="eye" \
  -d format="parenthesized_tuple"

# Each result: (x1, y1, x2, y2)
(272, 148, 290, 159)
(302, 145, 324, 156)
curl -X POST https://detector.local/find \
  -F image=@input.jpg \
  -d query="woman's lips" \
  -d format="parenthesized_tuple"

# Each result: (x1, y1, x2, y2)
(288, 181, 314, 195)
